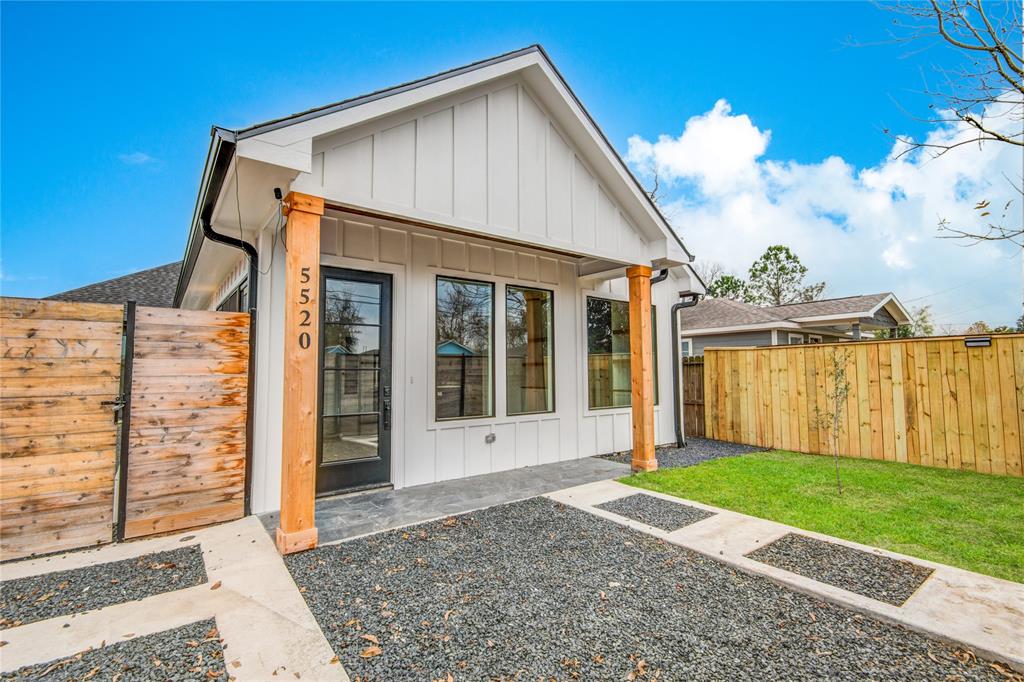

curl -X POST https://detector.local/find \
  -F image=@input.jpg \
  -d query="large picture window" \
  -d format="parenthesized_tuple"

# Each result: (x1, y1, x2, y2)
(435, 277, 494, 419)
(586, 297, 658, 409)
(506, 286, 554, 415)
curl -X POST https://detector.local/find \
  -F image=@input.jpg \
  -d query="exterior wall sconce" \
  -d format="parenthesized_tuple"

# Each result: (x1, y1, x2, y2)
(964, 336, 992, 348)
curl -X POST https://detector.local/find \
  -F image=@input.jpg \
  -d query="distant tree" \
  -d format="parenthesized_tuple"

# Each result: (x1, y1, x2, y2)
(693, 260, 725, 290)
(964, 320, 993, 334)
(745, 245, 826, 306)
(707, 274, 748, 301)
(878, 305, 936, 338)
(992, 324, 1015, 333)
(876, 1, 1023, 246)
(1017, 313, 1024, 332)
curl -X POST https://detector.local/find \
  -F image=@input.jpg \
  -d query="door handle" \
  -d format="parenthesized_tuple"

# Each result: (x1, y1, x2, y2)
(382, 387, 391, 430)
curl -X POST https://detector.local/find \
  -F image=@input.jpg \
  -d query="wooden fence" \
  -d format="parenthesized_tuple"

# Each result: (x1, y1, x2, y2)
(682, 357, 705, 438)
(704, 335, 1024, 477)
(1, 299, 124, 558)
(1, 297, 251, 560)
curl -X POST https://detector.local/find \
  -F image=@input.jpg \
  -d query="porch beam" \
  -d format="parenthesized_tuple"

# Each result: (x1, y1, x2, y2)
(275, 191, 324, 555)
(626, 265, 657, 472)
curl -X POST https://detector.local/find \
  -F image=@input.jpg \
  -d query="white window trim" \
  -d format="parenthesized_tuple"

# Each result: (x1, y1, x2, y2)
(581, 293, 660, 413)
(787, 333, 805, 344)
(808, 334, 823, 344)
(680, 338, 693, 357)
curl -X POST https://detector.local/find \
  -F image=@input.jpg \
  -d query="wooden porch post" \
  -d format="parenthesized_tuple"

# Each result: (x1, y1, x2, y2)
(275, 191, 324, 555)
(626, 265, 657, 472)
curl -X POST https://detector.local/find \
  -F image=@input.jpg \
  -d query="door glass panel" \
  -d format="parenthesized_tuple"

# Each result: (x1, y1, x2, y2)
(325, 280, 381, 325)
(323, 370, 379, 416)
(322, 415, 379, 462)
(324, 324, 380, 359)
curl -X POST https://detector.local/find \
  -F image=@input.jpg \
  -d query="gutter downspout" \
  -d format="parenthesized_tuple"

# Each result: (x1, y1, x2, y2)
(671, 292, 702, 447)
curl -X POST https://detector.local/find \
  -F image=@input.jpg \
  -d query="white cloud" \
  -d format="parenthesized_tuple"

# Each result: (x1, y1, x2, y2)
(119, 151, 156, 165)
(628, 99, 1022, 330)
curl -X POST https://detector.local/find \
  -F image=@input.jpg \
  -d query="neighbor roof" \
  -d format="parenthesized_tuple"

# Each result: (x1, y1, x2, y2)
(764, 293, 895, 320)
(48, 262, 181, 308)
(680, 293, 906, 332)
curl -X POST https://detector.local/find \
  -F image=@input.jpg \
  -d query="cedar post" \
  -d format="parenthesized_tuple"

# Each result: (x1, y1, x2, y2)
(627, 265, 657, 472)
(275, 191, 324, 554)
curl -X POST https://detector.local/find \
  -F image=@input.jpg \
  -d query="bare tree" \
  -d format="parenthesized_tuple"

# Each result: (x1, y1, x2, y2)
(814, 347, 853, 495)
(877, 0, 1023, 245)
(692, 260, 725, 289)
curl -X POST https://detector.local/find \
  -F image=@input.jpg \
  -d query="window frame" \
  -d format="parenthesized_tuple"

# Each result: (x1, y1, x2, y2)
(787, 333, 806, 345)
(807, 334, 823, 344)
(680, 338, 693, 358)
(584, 294, 659, 412)
(215, 277, 248, 312)
(433, 274, 496, 422)
(504, 284, 556, 416)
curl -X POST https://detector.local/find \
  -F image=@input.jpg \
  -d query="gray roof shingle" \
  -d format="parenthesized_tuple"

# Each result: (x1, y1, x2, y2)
(680, 293, 896, 331)
(47, 262, 181, 308)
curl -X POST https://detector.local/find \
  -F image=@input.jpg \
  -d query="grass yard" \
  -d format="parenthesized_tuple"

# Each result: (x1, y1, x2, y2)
(623, 450, 1024, 583)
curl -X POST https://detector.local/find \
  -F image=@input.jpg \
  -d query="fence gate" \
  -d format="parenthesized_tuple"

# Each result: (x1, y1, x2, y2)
(1, 297, 251, 560)
(682, 356, 705, 438)
(1, 299, 124, 559)
(119, 306, 251, 539)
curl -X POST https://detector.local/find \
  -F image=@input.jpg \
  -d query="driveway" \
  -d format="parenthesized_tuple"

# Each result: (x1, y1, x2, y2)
(286, 496, 1013, 681)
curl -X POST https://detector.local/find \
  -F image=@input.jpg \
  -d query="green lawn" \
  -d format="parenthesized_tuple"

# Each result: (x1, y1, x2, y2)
(622, 451, 1024, 583)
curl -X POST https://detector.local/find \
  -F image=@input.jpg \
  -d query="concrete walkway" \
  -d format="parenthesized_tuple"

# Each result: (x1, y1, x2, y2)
(1, 516, 344, 681)
(547, 479, 1024, 671)
(260, 456, 628, 544)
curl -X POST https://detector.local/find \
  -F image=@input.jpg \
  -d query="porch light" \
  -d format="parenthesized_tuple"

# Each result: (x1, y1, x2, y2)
(964, 336, 991, 348)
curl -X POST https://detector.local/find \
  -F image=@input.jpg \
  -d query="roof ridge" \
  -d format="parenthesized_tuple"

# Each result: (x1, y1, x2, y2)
(767, 292, 890, 309)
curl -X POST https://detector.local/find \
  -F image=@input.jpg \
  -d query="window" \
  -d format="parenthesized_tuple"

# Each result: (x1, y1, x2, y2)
(808, 335, 823, 344)
(435, 277, 493, 419)
(506, 286, 554, 415)
(681, 338, 693, 358)
(788, 333, 805, 345)
(216, 279, 248, 313)
(586, 297, 658, 409)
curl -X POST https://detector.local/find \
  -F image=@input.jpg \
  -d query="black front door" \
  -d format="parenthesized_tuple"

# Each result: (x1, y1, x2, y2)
(317, 267, 392, 495)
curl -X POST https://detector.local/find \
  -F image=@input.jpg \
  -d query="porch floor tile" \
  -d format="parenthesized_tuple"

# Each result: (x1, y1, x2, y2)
(259, 456, 629, 545)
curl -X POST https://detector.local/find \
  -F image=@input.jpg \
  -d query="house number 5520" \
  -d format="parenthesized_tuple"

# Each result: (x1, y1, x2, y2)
(298, 266, 312, 349)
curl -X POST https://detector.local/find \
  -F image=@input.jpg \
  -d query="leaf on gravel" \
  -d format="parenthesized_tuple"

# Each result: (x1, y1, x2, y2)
(952, 649, 977, 664)
(329, 656, 340, 665)
(210, 581, 222, 591)
(360, 634, 380, 644)
(442, 517, 457, 527)
(443, 610, 455, 621)
(359, 645, 383, 658)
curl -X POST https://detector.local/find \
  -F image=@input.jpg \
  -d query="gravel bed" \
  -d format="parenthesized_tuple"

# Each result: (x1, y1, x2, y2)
(599, 437, 766, 468)
(746, 533, 934, 606)
(0, 546, 206, 629)
(595, 493, 715, 531)
(1, 618, 226, 681)
(286, 497, 1009, 681)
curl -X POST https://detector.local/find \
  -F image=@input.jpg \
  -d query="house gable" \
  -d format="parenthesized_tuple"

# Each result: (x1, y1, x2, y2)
(225, 46, 687, 270)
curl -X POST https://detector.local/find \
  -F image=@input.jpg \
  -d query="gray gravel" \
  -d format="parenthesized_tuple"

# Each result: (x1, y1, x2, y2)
(0, 546, 206, 629)
(599, 436, 766, 468)
(746, 533, 935, 606)
(596, 493, 715, 531)
(286, 497, 1009, 681)
(1, 618, 227, 681)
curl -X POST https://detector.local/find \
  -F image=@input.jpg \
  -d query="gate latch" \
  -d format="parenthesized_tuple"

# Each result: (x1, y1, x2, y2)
(101, 394, 127, 422)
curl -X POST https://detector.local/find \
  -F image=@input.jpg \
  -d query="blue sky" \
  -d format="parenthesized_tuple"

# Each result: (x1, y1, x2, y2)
(2, 2, 1019, 327)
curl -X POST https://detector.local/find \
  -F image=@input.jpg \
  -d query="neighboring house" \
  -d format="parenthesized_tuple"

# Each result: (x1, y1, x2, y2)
(172, 44, 704, 550)
(47, 261, 181, 308)
(679, 293, 910, 357)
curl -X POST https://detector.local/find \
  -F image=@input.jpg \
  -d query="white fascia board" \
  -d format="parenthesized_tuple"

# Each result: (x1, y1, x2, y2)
(682, 322, 800, 336)
(249, 54, 540, 149)
(868, 294, 912, 324)
(235, 137, 313, 174)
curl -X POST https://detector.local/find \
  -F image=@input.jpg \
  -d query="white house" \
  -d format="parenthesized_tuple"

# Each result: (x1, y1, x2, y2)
(173, 45, 704, 553)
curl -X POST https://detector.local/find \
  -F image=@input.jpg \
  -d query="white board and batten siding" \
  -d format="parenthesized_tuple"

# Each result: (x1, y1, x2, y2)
(289, 78, 653, 267)
(246, 212, 682, 514)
